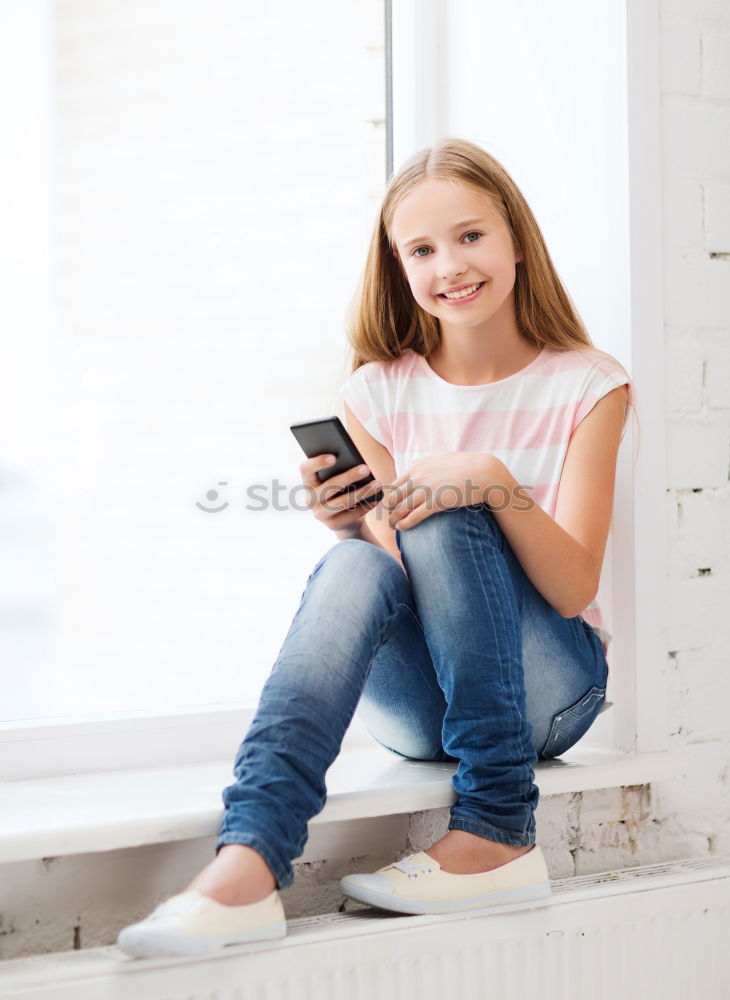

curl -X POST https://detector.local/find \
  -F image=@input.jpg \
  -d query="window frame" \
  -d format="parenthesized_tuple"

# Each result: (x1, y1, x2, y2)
(2, 0, 667, 781)
(610, 0, 668, 754)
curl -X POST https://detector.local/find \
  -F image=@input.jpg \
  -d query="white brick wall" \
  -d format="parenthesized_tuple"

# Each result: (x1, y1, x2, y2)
(705, 181, 730, 253)
(702, 29, 730, 98)
(654, 0, 730, 863)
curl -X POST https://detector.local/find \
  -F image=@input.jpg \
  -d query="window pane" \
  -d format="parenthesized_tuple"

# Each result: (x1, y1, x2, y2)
(2, 0, 385, 721)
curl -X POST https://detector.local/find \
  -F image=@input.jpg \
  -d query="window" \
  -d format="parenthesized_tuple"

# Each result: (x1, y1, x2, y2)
(2, 1, 666, 776)
(2, 1, 387, 726)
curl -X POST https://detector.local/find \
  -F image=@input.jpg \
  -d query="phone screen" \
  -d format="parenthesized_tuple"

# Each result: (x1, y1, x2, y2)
(290, 416, 384, 507)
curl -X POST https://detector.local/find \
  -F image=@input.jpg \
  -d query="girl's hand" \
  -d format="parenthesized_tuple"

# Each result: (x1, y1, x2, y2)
(383, 452, 494, 530)
(299, 454, 383, 535)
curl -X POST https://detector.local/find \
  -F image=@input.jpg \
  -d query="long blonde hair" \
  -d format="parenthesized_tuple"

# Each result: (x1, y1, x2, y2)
(345, 137, 637, 448)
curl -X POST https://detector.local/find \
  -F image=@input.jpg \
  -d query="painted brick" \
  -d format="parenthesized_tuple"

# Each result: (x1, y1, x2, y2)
(574, 786, 655, 874)
(664, 328, 705, 411)
(675, 485, 730, 576)
(631, 824, 712, 865)
(534, 793, 580, 879)
(682, 641, 730, 743)
(704, 334, 730, 408)
(702, 30, 730, 98)
(705, 182, 730, 253)
(663, 249, 730, 327)
(665, 650, 688, 740)
(660, 17, 702, 94)
(405, 807, 451, 854)
(666, 572, 730, 650)
(665, 491, 682, 579)
(578, 786, 630, 827)
(661, 172, 704, 250)
(665, 413, 730, 489)
(661, 96, 730, 176)
(662, 0, 730, 18)
(651, 742, 730, 830)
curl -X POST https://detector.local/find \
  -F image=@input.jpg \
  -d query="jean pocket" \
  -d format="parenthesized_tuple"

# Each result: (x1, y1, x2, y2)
(540, 685, 607, 760)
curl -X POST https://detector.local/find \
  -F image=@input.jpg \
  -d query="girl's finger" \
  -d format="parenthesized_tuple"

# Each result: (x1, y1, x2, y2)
(393, 500, 429, 531)
(327, 503, 371, 526)
(388, 501, 416, 528)
(300, 454, 337, 487)
(320, 478, 380, 514)
(387, 485, 427, 526)
(302, 457, 370, 499)
(383, 477, 414, 510)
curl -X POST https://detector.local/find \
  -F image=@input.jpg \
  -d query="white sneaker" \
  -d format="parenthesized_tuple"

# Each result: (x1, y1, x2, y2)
(117, 889, 287, 958)
(340, 845, 552, 915)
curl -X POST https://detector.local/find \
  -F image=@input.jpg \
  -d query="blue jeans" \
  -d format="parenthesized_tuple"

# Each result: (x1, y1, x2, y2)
(217, 504, 608, 889)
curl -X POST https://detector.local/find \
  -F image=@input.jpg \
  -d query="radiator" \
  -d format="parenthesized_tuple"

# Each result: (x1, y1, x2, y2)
(2, 856, 729, 1000)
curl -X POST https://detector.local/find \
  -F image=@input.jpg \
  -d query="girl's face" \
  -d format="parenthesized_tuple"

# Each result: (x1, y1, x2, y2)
(389, 178, 522, 331)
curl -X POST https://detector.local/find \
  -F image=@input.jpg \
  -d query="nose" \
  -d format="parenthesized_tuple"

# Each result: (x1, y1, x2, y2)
(437, 247, 467, 281)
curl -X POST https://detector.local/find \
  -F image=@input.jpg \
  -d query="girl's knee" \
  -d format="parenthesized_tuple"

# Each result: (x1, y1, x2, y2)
(316, 537, 404, 583)
(397, 504, 500, 554)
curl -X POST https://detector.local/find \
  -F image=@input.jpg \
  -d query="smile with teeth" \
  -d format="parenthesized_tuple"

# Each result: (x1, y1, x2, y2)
(439, 282, 484, 300)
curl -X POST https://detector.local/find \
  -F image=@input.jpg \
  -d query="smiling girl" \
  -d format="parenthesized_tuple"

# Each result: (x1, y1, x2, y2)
(118, 139, 634, 958)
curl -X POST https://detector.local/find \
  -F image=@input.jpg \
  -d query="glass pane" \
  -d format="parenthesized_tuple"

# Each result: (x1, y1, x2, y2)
(3, 0, 386, 721)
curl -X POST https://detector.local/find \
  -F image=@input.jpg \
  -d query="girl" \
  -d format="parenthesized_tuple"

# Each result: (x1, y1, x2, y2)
(118, 138, 634, 958)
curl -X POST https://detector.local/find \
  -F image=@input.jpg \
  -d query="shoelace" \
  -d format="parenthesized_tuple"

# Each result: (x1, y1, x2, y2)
(391, 856, 434, 879)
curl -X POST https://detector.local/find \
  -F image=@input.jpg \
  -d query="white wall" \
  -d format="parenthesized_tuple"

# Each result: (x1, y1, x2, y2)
(652, 0, 730, 853)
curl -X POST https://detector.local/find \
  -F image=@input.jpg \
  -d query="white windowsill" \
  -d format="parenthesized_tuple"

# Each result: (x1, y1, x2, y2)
(0, 742, 685, 866)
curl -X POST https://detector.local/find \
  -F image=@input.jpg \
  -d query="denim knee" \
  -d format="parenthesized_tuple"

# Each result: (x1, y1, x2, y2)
(306, 538, 409, 611)
(316, 536, 403, 578)
(397, 503, 501, 559)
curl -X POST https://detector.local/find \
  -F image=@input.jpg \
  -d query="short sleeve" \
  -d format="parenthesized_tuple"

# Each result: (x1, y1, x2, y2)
(338, 365, 391, 451)
(572, 355, 634, 434)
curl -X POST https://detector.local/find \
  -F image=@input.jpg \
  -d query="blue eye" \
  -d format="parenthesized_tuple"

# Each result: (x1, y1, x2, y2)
(463, 231, 481, 244)
(412, 246, 431, 257)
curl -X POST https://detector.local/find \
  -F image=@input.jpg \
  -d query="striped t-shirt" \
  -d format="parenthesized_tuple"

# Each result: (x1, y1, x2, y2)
(338, 343, 633, 657)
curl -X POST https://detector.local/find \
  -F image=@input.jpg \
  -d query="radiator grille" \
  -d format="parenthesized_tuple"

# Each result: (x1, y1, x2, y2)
(2, 856, 729, 1000)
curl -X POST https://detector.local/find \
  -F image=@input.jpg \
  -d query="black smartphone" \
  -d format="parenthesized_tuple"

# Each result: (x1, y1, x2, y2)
(289, 416, 384, 509)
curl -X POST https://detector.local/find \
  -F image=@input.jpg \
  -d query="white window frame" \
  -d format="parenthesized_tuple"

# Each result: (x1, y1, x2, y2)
(2, 0, 667, 781)
(614, 0, 668, 754)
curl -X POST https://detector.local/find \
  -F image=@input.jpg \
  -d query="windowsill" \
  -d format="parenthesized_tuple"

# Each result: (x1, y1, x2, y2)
(0, 742, 684, 865)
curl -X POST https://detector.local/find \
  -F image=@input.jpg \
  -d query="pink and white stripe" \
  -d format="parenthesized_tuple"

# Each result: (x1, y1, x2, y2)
(340, 345, 633, 658)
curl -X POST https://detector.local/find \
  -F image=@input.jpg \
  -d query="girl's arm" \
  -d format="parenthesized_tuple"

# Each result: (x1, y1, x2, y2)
(339, 403, 403, 566)
(342, 387, 629, 618)
(487, 384, 630, 618)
